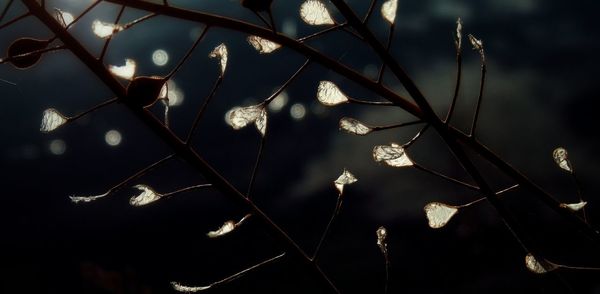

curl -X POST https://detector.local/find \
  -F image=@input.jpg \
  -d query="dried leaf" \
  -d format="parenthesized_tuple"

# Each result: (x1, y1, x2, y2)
(334, 169, 357, 195)
(552, 147, 572, 173)
(424, 202, 459, 229)
(171, 282, 211, 293)
(560, 201, 587, 212)
(109, 59, 136, 80)
(376, 226, 388, 255)
(317, 81, 349, 106)
(208, 43, 228, 75)
(300, 0, 335, 26)
(92, 20, 124, 38)
(40, 108, 68, 133)
(455, 17, 463, 50)
(247, 35, 281, 54)
(226, 104, 268, 137)
(372, 143, 414, 167)
(207, 220, 236, 238)
(468, 34, 483, 51)
(129, 184, 162, 206)
(381, 0, 398, 24)
(339, 117, 372, 135)
(69, 192, 110, 204)
(525, 253, 557, 274)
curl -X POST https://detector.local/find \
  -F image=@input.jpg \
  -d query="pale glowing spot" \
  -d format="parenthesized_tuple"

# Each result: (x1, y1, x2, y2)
(282, 18, 298, 37)
(334, 169, 357, 195)
(560, 201, 587, 212)
(376, 226, 388, 255)
(104, 129, 122, 146)
(268, 91, 289, 113)
(207, 215, 250, 238)
(152, 49, 169, 66)
(109, 59, 136, 80)
(70, 192, 109, 204)
(129, 184, 161, 206)
(49, 139, 66, 155)
(171, 282, 211, 293)
(160, 80, 184, 106)
(300, 0, 335, 26)
(290, 103, 306, 120)
(92, 20, 123, 38)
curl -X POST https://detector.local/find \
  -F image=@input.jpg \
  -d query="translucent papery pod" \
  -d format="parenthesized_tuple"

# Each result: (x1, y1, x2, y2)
(92, 20, 124, 38)
(225, 104, 268, 137)
(334, 169, 357, 196)
(339, 117, 373, 136)
(381, 0, 398, 24)
(560, 201, 587, 212)
(207, 214, 252, 238)
(553, 147, 573, 173)
(129, 184, 163, 206)
(109, 58, 137, 80)
(209, 43, 228, 76)
(247, 35, 281, 54)
(300, 0, 335, 26)
(372, 143, 414, 168)
(317, 81, 349, 106)
(525, 254, 558, 274)
(424, 202, 459, 229)
(40, 108, 68, 133)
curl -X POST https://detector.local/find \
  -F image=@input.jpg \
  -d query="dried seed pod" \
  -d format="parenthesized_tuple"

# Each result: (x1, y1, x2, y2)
(241, 0, 273, 11)
(126, 76, 166, 107)
(7, 38, 49, 69)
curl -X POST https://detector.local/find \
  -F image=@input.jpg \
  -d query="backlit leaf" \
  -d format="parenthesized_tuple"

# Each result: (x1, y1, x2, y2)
(560, 201, 587, 212)
(69, 192, 109, 204)
(109, 58, 136, 80)
(553, 147, 572, 173)
(92, 20, 124, 38)
(129, 184, 162, 206)
(525, 253, 557, 274)
(40, 108, 68, 133)
(381, 0, 398, 24)
(171, 282, 211, 293)
(317, 81, 349, 106)
(372, 143, 413, 167)
(424, 202, 458, 229)
(334, 169, 357, 195)
(247, 35, 281, 54)
(339, 117, 372, 135)
(226, 104, 268, 137)
(300, 0, 335, 26)
(209, 43, 228, 75)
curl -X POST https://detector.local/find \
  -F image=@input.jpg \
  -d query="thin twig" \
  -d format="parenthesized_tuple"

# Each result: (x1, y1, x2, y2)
(298, 23, 347, 43)
(172, 253, 286, 292)
(570, 171, 588, 223)
(363, 0, 378, 24)
(185, 76, 223, 143)
(371, 120, 424, 132)
(99, 5, 125, 61)
(68, 97, 118, 121)
(377, 24, 395, 84)
(264, 59, 311, 104)
(402, 124, 430, 148)
(312, 196, 343, 261)
(161, 183, 212, 199)
(246, 135, 266, 199)
(413, 163, 480, 191)
(445, 18, 463, 123)
(0, 0, 15, 23)
(0, 12, 30, 30)
(348, 97, 394, 106)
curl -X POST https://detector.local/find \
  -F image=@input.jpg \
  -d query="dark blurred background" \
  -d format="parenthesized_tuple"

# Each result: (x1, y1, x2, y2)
(1, 0, 600, 293)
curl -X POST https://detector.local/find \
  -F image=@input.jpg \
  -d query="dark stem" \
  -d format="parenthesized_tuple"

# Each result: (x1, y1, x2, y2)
(469, 52, 486, 137)
(108, 154, 175, 195)
(402, 124, 430, 148)
(68, 97, 118, 121)
(166, 25, 209, 80)
(185, 76, 223, 144)
(246, 135, 266, 199)
(99, 5, 125, 61)
(0, 0, 14, 23)
(413, 163, 480, 191)
(312, 196, 343, 262)
(264, 59, 311, 104)
(570, 171, 588, 223)
(377, 24, 395, 83)
(371, 120, 424, 132)
(298, 23, 347, 43)
(348, 97, 394, 106)
(0, 12, 30, 30)
(363, 0, 378, 24)
(161, 183, 212, 199)
(444, 50, 462, 123)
